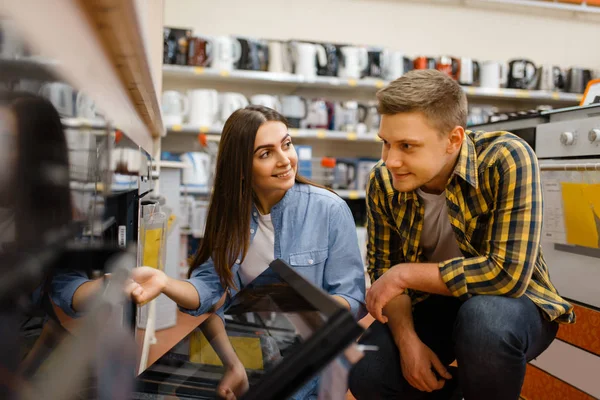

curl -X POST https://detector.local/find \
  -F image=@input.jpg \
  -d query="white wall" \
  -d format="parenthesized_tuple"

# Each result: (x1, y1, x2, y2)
(164, 0, 599, 69)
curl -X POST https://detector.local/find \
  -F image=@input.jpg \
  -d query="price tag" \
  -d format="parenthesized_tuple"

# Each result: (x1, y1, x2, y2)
(171, 124, 182, 132)
(467, 87, 476, 95)
(347, 79, 358, 87)
(199, 126, 209, 133)
(348, 191, 360, 200)
(515, 90, 531, 98)
(551, 92, 561, 100)
(375, 80, 385, 88)
(316, 130, 327, 139)
(219, 70, 230, 77)
(347, 132, 357, 141)
(193, 67, 205, 75)
(289, 128, 298, 136)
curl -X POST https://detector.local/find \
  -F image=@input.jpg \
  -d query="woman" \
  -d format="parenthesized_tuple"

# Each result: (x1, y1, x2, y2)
(130, 105, 366, 399)
(0, 91, 74, 392)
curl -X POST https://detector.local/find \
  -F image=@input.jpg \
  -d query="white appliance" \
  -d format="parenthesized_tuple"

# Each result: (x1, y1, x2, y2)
(219, 92, 249, 123)
(161, 90, 189, 126)
(292, 42, 327, 79)
(381, 49, 406, 81)
(211, 36, 242, 71)
(180, 152, 212, 188)
(250, 94, 282, 112)
(268, 41, 293, 73)
(187, 89, 219, 127)
(338, 46, 368, 80)
(480, 61, 507, 89)
(39, 82, 75, 117)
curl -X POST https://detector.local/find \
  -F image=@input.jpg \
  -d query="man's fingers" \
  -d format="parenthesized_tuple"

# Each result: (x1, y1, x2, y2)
(407, 376, 427, 392)
(423, 368, 443, 392)
(366, 291, 387, 323)
(430, 356, 452, 380)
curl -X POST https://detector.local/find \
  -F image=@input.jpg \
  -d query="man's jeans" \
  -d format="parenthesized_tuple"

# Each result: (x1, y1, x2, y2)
(349, 295, 558, 400)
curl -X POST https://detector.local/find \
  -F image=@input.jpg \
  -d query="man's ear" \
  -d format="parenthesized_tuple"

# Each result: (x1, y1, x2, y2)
(447, 126, 465, 153)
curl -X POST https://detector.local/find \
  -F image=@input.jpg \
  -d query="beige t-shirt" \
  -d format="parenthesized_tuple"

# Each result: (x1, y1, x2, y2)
(416, 188, 463, 263)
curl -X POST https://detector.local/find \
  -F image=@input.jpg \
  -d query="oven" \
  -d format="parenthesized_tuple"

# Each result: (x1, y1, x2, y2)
(526, 104, 600, 399)
(535, 104, 600, 309)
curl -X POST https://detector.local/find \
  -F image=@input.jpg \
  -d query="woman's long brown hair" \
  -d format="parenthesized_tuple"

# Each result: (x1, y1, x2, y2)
(188, 105, 326, 289)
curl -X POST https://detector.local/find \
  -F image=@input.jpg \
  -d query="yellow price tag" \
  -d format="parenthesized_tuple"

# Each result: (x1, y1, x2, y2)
(347, 132, 357, 141)
(375, 80, 385, 88)
(219, 70, 230, 77)
(347, 79, 358, 87)
(193, 67, 205, 75)
(467, 87, 476, 95)
(171, 124, 182, 132)
(348, 191, 359, 200)
(551, 92, 561, 100)
(289, 128, 298, 136)
(199, 126, 209, 133)
(497, 89, 505, 96)
(316, 130, 327, 139)
(515, 90, 530, 98)
(577, 95, 583, 101)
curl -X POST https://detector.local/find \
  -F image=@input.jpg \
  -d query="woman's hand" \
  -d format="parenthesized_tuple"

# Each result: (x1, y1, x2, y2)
(129, 266, 168, 305)
(217, 362, 249, 399)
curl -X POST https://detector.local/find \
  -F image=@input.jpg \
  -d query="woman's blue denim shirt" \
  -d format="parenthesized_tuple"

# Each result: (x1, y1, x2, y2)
(185, 183, 367, 320)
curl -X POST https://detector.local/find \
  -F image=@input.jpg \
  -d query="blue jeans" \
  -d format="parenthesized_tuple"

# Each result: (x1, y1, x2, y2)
(348, 295, 558, 400)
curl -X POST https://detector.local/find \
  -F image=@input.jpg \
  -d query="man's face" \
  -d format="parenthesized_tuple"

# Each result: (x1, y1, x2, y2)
(378, 112, 461, 194)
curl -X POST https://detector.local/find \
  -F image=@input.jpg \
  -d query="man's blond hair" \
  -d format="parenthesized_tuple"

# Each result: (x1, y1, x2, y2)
(377, 69, 468, 134)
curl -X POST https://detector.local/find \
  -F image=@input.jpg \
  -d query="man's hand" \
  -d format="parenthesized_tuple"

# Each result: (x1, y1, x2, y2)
(129, 266, 168, 305)
(398, 335, 452, 392)
(217, 362, 249, 399)
(366, 266, 406, 323)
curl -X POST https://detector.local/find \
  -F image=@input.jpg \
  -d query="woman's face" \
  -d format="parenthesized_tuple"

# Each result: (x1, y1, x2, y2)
(251, 121, 298, 198)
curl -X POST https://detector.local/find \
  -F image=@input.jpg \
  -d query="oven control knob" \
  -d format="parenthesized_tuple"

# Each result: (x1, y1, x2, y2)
(560, 131, 575, 146)
(589, 129, 600, 144)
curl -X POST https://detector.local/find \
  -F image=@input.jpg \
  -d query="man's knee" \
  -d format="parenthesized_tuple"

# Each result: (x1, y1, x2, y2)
(348, 356, 379, 399)
(454, 296, 525, 357)
(348, 322, 399, 399)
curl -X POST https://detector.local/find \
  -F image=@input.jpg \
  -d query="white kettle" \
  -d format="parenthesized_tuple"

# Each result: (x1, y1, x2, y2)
(180, 152, 212, 188)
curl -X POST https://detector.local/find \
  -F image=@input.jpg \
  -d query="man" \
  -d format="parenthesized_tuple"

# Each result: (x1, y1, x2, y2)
(348, 70, 574, 400)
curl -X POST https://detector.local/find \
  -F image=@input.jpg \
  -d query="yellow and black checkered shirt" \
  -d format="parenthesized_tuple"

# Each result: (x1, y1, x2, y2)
(366, 130, 575, 324)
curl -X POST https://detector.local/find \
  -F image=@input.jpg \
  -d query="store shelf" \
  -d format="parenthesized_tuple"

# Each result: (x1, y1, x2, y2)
(291, 128, 381, 142)
(463, 86, 581, 104)
(335, 190, 366, 200)
(70, 181, 137, 193)
(179, 184, 365, 200)
(162, 64, 386, 91)
(167, 124, 382, 143)
(2, 0, 163, 154)
(163, 65, 583, 104)
(62, 117, 110, 130)
(158, 160, 189, 169)
(180, 185, 211, 195)
(468, 115, 548, 132)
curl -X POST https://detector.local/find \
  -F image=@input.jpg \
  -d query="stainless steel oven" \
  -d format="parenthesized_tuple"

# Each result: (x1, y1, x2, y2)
(535, 104, 600, 309)
(531, 104, 600, 399)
